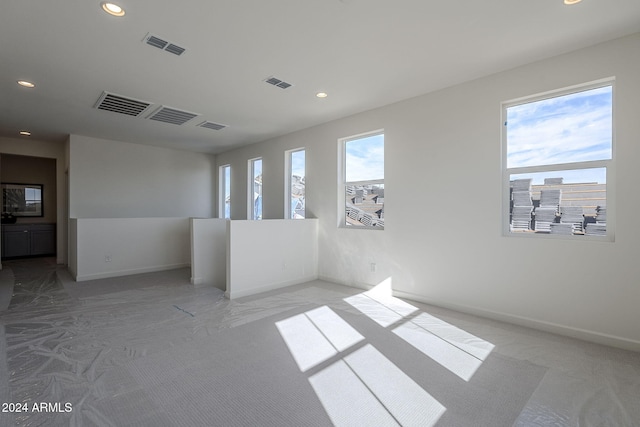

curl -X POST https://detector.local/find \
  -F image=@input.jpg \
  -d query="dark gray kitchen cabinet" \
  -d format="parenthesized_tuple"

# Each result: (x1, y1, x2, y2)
(2, 224, 55, 258)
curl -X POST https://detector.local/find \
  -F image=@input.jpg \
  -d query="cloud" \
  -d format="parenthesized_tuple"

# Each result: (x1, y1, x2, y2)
(252, 158, 262, 176)
(291, 150, 306, 177)
(345, 134, 384, 182)
(506, 86, 612, 168)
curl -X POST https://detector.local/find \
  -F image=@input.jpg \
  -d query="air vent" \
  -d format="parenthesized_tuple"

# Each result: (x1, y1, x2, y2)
(147, 106, 199, 125)
(143, 33, 187, 56)
(165, 44, 186, 56)
(197, 121, 227, 131)
(94, 91, 152, 117)
(264, 76, 293, 89)
(146, 35, 168, 49)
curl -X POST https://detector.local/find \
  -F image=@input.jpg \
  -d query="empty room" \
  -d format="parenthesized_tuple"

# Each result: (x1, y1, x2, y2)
(1, 1, 639, 426)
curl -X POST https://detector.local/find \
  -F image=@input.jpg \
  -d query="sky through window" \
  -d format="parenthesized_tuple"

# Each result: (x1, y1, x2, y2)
(506, 86, 612, 170)
(345, 133, 384, 182)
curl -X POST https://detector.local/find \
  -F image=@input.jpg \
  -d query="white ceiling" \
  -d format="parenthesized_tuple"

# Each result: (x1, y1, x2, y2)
(1, 0, 639, 154)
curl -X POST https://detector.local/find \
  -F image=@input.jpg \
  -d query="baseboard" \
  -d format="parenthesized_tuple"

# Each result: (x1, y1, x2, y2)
(67, 266, 77, 281)
(191, 276, 226, 291)
(55, 266, 75, 286)
(393, 289, 640, 352)
(75, 263, 190, 282)
(226, 274, 318, 299)
(318, 274, 640, 352)
(318, 275, 374, 291)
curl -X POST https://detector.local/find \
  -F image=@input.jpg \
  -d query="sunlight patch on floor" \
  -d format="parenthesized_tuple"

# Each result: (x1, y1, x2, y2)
(275, 306, 364, 372)
(277, 301, 446, 426)
(344, 278, 419, 327)
(310, 344, 445, 427)
(344, 278, 494, 382)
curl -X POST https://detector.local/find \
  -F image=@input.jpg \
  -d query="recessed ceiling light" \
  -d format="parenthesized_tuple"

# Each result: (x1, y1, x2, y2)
(101, 2, 125, 16)
(17, 80, 35, 88)
(19, 131, 31, 136)
(564, 0, 582, 4)
(316, 92, 328, 98)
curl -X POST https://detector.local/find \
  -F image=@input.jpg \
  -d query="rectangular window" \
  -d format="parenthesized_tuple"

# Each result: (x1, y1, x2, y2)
(2, 183, 43, 217)
(220, 165, 231, 219)
(503, 81, 613, 238)
(248, 158, 262, 220)
(286, 148, 305, 219)
(340, 131, 384, 229)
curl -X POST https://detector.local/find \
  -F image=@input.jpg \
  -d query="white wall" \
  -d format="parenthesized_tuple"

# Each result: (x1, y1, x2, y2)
(0, 137, 67, 265)
(72, 218, 190, 281)
(216, 33, 640, 350)
(67, 135, 216, 281)
(190, 218, 227, 289)
(69, 135, 216, 218)
(226, 219, 318, 299)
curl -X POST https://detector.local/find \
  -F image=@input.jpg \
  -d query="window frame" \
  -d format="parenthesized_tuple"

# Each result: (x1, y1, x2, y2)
(338, 129, 385, 230)
(285, 148, 306, 220)
(248, 157, 263, 220)
(219, 164, 231, 219)
(501, 78, 615, 240)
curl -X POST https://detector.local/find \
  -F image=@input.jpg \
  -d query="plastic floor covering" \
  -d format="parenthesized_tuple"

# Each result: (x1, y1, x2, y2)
(0, 258, 639, 426)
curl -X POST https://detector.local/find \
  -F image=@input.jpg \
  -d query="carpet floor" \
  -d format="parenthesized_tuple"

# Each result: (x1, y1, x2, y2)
(0, 258, 638, 426)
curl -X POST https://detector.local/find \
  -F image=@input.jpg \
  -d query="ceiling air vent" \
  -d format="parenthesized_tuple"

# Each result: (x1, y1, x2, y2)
(165, 44, 186, 56)
(94, 91, 152, 117)
(143, 33, 187, 56)
(147, 106, 199, 125)
(146, 35, 168, 49)
(264, 76, 293, 89)
(197, 121, 227, 131)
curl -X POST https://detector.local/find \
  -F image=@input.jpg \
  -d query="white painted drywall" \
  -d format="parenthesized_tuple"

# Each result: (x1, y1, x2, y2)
(190, 218, 227, 289)
(73, 217, 190, 281)
(68, 135, 216, 219)
(226, 219, 318, 299)
(216, 34, 640, 350)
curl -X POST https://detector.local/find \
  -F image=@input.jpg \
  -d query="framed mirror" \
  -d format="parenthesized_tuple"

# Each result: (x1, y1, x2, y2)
(2, 183, 44, 217)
